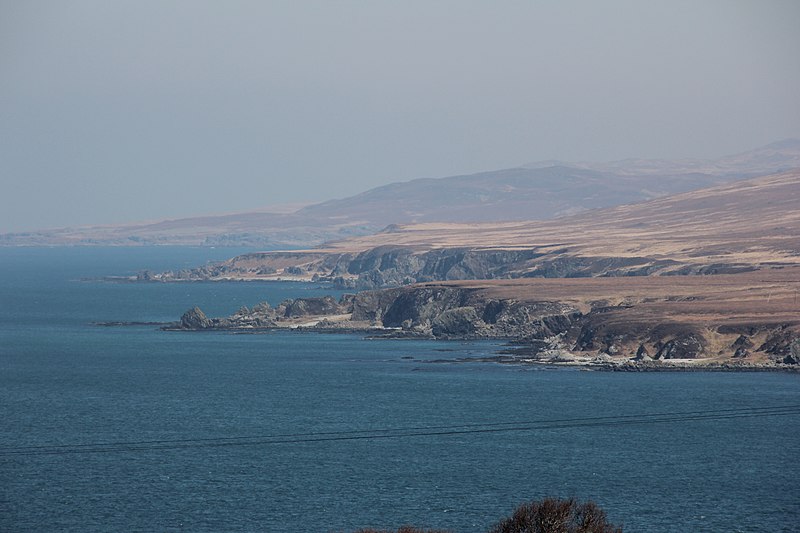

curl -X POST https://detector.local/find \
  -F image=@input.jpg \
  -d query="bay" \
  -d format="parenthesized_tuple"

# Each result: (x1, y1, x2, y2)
(0, 247, 798, 532)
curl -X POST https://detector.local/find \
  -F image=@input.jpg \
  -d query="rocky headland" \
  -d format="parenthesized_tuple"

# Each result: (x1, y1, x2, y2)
(167, 268, 800, 371)
(157, 171, 800, 371)
(145, 171, 800, 290)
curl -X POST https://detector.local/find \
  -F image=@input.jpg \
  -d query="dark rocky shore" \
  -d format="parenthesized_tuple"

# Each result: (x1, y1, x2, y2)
(164, 284, 800, 371)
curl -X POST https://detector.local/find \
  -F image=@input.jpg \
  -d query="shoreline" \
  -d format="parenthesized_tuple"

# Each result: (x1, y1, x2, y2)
(96, 318, 800, 373)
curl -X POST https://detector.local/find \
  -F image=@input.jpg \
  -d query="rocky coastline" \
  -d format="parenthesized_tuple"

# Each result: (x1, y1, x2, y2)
(163, 282, 800, 372)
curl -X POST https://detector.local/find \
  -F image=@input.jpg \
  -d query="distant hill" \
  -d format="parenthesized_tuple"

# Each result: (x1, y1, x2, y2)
(162, 169, 800, 285)
(526, 138, 800, 176)
(316, 169, 800, 263)
(2, 139, 798, 247)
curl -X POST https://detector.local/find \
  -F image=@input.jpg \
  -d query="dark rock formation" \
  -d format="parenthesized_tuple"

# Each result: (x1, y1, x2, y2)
(180, 307, 213, 329)
(732, 335, 754, 358)
(634, 344, 652, 361)
(654, 334, 705, 359)
(282, 296, 345, 318)
(431, 307, 483, 337)
(167, 283, 800, 368)
(758, 326, 797, 356)
(734, 347, 750, 358)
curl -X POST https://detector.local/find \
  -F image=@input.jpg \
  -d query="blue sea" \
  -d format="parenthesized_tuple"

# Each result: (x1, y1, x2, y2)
(0, 247, 798, 532)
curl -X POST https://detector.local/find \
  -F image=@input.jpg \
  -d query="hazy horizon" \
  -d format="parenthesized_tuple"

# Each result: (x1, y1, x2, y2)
(2, 1, 799, 232)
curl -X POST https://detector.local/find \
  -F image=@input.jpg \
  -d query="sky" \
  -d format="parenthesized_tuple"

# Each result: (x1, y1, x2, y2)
(1, 1, 799, 232)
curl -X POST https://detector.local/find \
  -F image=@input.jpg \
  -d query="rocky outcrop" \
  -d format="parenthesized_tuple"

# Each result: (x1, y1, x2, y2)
(154, 247, 674, 288)
(347, 285, 580, 339)
(169, 283, 800, 367)
(634, 344, 652, 361)
(654, 334, 705, 359)
(180, 307, 213, 329)
(432, 307, 484, 337)
(282, 296, 346, 318)
(172, 296, 345, 330)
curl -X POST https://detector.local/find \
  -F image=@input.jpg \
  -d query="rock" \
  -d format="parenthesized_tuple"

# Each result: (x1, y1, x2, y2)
(757, 327, 796, 356)
(180, 307, 213, 329)
(733, 347, 749, 358)
(283, 296, 343, 317)
(784, 340, 800, 364)
(654, 335, 705, 359)
(634, 344, 652, 361)
(431, 307, 483, 337)
(252, 301, 272, 314)
(732, 335, 754, 351)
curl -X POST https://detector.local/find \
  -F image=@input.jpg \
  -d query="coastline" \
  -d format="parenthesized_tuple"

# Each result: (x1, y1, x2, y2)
(146, 278, 800, 372)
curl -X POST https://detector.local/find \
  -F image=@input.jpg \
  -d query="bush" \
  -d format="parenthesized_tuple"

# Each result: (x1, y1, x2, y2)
(489, 498, 622, 533)
(352, 498, 621, 533)
(354, 528, 451, 533)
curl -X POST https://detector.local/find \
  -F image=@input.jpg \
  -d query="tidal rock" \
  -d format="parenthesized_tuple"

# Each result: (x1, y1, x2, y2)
(180, 307, 213, 329)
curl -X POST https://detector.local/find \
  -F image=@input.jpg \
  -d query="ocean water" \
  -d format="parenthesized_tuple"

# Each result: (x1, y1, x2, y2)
(0, 247, 798, 532)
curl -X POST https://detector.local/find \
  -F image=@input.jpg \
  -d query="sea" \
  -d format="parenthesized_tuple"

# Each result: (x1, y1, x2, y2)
(0, 247, 798, 532)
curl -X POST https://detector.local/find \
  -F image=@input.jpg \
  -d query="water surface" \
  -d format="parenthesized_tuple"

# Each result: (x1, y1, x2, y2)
(1, 247, 798, 532)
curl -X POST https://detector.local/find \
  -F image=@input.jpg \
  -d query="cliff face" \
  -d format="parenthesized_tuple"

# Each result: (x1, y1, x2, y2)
(350, 286, 579, 340)
(153, 247, 684, 289)
(171, 283, 800, 366)
(148, 170, 800, 288)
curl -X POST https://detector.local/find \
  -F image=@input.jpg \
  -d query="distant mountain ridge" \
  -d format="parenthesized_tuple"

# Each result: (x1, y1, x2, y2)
(2, 139, 798, 247)
(156, 169, 800, 286)
(525, 139, 800, 176)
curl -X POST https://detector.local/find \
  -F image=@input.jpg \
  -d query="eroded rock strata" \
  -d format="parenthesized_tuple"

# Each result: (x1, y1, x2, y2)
(167, 276, 800, 369)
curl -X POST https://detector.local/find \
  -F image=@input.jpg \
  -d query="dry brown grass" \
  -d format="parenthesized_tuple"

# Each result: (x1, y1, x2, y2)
(312, 171, 800, 272)
(423, 266, 800, 329)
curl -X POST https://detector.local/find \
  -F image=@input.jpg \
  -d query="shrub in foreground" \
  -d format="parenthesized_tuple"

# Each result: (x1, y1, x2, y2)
(353, 498, 622, 533)
(489, 498, 622, 533)
(356, 526, 449, 533)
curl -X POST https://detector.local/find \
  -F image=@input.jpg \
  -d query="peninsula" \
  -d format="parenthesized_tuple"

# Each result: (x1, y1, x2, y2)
(166, 170, 800, 370)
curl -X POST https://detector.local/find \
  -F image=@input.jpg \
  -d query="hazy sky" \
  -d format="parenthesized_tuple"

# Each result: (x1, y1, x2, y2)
(1, 1, 799, 232)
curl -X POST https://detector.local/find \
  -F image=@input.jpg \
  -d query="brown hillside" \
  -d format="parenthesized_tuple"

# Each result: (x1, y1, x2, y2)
(317, 170, 800, 271)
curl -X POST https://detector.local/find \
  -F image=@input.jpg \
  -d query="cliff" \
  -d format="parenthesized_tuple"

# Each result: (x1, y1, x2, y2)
(149, 171, 800, 289)
(169, 267, 800, 369)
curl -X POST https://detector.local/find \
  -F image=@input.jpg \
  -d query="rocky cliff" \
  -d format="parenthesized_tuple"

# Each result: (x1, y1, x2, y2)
(150, 246, 690, 289)
(170, 280, 800, 367)
(149, 171, 800, 288)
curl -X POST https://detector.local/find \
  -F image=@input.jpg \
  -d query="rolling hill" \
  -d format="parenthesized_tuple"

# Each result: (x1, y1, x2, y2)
(159, 169, 800, 285)
(2, 139, 798, 247)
